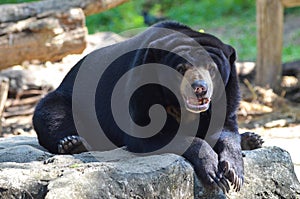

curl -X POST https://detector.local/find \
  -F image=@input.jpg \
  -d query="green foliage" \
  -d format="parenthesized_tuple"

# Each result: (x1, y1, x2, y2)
(285, 7, 300, 14)
(86, 0, 258, 61)
(86, 0, 256, 34)
(86, 2, 144, 33)
(166, 0, 254, 23)
(1, 0, 299, 62)
(85, 0, 298, 62)
(283, 29, 300, 62)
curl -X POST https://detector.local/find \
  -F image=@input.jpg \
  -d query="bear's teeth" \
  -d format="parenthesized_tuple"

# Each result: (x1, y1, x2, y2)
(187, 97, 210, 106)
(200, 99, 204, 105)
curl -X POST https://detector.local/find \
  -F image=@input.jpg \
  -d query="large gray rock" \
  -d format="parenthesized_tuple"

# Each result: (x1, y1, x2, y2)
(230, 147, 300, 198)
(0, 136, 299, 199)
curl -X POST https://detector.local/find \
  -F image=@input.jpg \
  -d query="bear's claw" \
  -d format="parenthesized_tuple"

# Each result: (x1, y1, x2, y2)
(58, 135, 90, 154)
(220, 160, 243, 192)
(215, 175, 230, 193)
(240, 132, 264, 150)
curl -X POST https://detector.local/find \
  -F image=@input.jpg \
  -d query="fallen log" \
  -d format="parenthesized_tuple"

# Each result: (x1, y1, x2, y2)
(236, 60, 300, 80)
(0, 0, 129, 69)
(0, 8, 87, 69)
(0, 0, 129, 23)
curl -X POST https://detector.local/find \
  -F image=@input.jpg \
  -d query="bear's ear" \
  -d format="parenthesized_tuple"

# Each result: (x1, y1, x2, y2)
(227, 45, 237, 68)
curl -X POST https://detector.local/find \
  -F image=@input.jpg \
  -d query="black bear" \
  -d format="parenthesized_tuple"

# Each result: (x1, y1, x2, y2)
(33, 21, 263, 193)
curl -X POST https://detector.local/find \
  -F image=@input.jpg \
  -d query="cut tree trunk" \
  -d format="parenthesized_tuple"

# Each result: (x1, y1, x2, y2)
(0, 0, 129, 69)
(0, 8, 87, 69)
(256, 0, 300, 91)
(0, 0, 129, 23)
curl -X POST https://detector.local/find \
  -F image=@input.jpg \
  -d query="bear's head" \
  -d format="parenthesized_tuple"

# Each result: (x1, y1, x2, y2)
(142, 22, 236, 115)
(176, 62, 217, 113)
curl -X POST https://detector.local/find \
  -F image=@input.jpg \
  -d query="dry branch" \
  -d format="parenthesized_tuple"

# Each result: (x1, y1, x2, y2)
(0, 77, 9, 134)
(3, 107, 35, 118)
(0, 78, 9, 114)
(6, 95, 42, 107)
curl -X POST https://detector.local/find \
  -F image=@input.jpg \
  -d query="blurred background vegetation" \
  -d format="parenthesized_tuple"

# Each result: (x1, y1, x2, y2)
(1, 0, 300, 62)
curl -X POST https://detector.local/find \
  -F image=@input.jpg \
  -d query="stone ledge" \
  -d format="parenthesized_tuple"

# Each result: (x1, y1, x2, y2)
(0, 136, 299, 198)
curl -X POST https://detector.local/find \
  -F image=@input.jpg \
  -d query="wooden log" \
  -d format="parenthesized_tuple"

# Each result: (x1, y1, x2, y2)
(256, 0, 284, 91)
(0, 0, 129, 69)
(0, 8, 87, 69)
(281, 0, 300, 8)
(0, 0, 129, 23)
(236, 60, 300, 78)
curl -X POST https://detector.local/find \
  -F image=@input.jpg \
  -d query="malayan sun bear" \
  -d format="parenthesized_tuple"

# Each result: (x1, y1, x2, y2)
(33, 21, 263, 193)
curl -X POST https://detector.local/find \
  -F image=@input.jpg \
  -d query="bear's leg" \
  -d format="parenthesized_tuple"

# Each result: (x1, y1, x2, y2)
(33, 92, 89, 154)
(214, 131, 244, 192)
(183, 137, 230, 193)
(240, 132, 264, 150)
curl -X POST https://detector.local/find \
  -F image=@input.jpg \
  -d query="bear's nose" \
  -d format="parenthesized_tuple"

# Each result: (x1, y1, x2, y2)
(191, 80, 207, 96)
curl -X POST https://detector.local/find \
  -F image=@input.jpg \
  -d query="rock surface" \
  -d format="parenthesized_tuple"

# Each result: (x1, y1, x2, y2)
(0, 136, 299, 199)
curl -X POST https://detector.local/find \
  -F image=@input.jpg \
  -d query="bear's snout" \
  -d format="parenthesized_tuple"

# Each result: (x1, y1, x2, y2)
(191, 80, 208, 97)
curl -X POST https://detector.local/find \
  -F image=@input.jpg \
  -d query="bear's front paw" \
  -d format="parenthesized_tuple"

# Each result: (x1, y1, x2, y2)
(194, 152, 230, 193)
(184, 138, 230, 193)
(218, 148, 244, 192)
(58, 135, 91, 154)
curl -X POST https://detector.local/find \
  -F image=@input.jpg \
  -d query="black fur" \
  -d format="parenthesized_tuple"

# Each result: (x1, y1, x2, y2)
(33, 21, 255, 193)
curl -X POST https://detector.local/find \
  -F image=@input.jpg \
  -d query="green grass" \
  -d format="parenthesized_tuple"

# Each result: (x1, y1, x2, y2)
(86, 0, 259, 61)
(283, 28, 300, 62)
(86, 2, 145, 34)
(1, 0, 300, 62)
(85, 0, 300, 63)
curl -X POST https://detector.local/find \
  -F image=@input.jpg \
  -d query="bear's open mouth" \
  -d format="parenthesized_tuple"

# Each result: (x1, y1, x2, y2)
(185, 97, 210, 113)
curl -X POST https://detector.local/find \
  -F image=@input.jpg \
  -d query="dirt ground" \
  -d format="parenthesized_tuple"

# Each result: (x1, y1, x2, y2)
(239, 103, 300, 180)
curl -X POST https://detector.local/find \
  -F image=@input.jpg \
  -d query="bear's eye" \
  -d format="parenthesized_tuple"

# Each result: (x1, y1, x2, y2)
(176, 63, 192, 75)
(205, 63, 217, 76)
(208, 67, 217, 79)
(176, 64, 187, 75)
